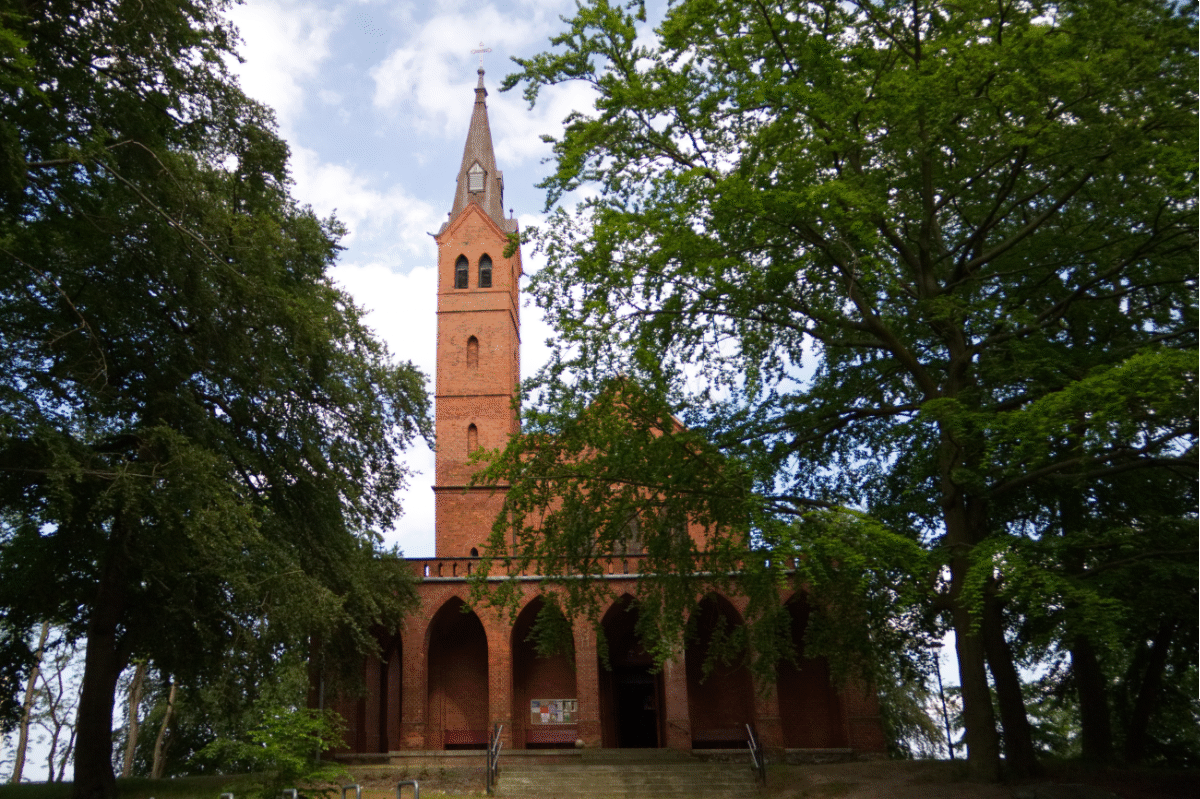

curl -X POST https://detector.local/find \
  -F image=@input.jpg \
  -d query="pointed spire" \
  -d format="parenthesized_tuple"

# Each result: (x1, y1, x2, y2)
(445, 68, 514, 232)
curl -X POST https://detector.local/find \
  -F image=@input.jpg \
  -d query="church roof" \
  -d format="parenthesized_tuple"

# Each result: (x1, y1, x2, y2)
(442, 68, 517, 234)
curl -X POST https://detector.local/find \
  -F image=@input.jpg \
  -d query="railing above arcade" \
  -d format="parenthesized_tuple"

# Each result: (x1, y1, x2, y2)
(408, 556, 648, 579)
(408, 555, 652, 579)
(408, 554, 805, 580)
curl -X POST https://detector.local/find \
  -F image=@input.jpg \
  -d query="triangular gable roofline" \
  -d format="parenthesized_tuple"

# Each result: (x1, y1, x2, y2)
(435, 200, 521, 261)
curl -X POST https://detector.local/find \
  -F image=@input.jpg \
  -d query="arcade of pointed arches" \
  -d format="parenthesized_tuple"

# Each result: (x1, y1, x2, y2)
(338, 588, 851, 754)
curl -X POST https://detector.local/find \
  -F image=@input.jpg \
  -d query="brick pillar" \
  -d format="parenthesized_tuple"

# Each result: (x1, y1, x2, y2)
(843, 679, 887, 753)
(386, 647, 402, 751)
(364, 656, 382, 752)
(753, 673, 784, 751)
(400, 623, 428, 749)
(574, 621, 602, 747)
(486, 615, 514, 748)
(662, 653, 691, 750)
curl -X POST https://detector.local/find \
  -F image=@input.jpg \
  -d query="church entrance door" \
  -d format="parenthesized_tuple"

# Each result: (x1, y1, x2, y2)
(599, 596, 664, 748)
(613, 667, 660, 747)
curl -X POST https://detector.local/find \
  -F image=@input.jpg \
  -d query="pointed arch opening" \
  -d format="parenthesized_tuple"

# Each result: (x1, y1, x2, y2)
(512, 597, 577, 749)
(369, 632, 402, 752)
(454, 255, 469, 289)
(478, 254, 493, 288)
(685, 594, 755, 748)
(467, 423, 479, 454)
(598, 595, 663, 748)
(427, 597, 489, 749)
(777, 594, 846, 748)
(466, 335, 479, 370)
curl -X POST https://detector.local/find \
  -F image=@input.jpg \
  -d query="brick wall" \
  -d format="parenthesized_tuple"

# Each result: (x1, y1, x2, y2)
(434, 203, 521, 557)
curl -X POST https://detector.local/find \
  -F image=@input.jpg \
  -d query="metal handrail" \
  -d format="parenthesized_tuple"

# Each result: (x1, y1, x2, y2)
(485, 722, 504, 795)
(342, 785, 362, 799)
(396, 779, 419, 799)
(746, 723, 765, 786)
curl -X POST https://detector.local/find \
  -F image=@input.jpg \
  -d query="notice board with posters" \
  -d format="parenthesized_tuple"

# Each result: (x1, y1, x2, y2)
(529, 699, 577, 725)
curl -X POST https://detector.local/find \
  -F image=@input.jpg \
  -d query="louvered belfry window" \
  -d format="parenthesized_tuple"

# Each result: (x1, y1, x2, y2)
(468, 163, 485, 193)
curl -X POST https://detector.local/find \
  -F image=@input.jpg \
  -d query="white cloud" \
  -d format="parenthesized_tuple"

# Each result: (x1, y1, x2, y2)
(331, 261, 438, 556)
(368, 4, 596, 166)
(227, 0, 342, 131)
(287, 145, 444, 260)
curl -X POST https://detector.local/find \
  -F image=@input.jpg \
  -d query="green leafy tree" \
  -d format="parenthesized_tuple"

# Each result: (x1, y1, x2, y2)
(0, 1, 429, 797)
(143, 652, 350, 792)
(476, 0, 1197, 781)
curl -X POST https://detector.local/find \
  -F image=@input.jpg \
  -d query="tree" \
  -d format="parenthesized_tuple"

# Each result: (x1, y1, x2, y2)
(9, 621, 48, 783)
(117, 651, 341, 785)
(33, 632, 81, 783)
(479, 0, 1197, 781)
(0, 1, 430, 797)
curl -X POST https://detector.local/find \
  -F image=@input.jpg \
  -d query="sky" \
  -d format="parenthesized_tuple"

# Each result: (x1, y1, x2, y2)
(224, 0, 639, 557)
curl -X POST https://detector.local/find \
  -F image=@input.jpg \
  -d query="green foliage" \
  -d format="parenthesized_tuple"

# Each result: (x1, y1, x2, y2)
(525, 596, 576, 661)
(194, 705, 347, 798)
(481, 0, 1197, 776)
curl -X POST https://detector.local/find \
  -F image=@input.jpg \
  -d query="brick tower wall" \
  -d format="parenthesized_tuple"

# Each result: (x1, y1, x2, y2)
(434, 203, 521, 556)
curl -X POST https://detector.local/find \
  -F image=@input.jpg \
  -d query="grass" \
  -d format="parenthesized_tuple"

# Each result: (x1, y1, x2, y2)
(0, 774, 492, 799)
(0, 775, 270, 799)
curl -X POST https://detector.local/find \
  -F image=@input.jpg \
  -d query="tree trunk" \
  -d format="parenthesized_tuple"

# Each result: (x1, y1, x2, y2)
(121, 662, 148, 778)
(1071, 634, 1113, 763)
(73, 552, 129, 799)
(938, 415, 1001, 783)
(1124, 619, 1175, 764)
(150, 681, 177, 779)
(11, 621, 50, 783)
(944, 498, 1001, 780)
(57, 726, 77, 783)
(982, 593, 1042, 777)
(950, 593, 1000, 780)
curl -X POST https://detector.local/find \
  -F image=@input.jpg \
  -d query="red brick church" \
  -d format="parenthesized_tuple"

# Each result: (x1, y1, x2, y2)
(327, 70, 886, 758)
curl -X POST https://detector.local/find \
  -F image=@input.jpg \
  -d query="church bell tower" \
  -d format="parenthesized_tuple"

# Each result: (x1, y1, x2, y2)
(432, 68, 522, 557)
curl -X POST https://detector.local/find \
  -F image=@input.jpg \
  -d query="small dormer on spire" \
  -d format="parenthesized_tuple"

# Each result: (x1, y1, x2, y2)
(443, 68, 516, 234)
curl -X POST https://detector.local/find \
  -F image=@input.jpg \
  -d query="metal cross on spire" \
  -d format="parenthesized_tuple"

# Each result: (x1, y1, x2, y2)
(470, 41, 492, 69)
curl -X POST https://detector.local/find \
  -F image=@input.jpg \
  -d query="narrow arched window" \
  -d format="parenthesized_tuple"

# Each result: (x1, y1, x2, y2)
(454, 255, 468, 289)
(467, 423, 479, 454)
(478, 254, 492, 288)
(466, 336, 479, 370)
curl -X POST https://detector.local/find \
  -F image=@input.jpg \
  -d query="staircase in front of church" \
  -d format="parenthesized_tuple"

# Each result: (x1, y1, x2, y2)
(494, 749, 761, 798)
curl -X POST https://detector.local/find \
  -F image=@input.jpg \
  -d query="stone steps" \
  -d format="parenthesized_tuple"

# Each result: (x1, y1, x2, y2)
(494, 750, 760, 798)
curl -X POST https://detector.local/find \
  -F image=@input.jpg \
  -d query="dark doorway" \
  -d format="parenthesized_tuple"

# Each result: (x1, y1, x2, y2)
(599, 596, 663, 748)
(377, 633, 401, 752)
(613, 667, 659, 747)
